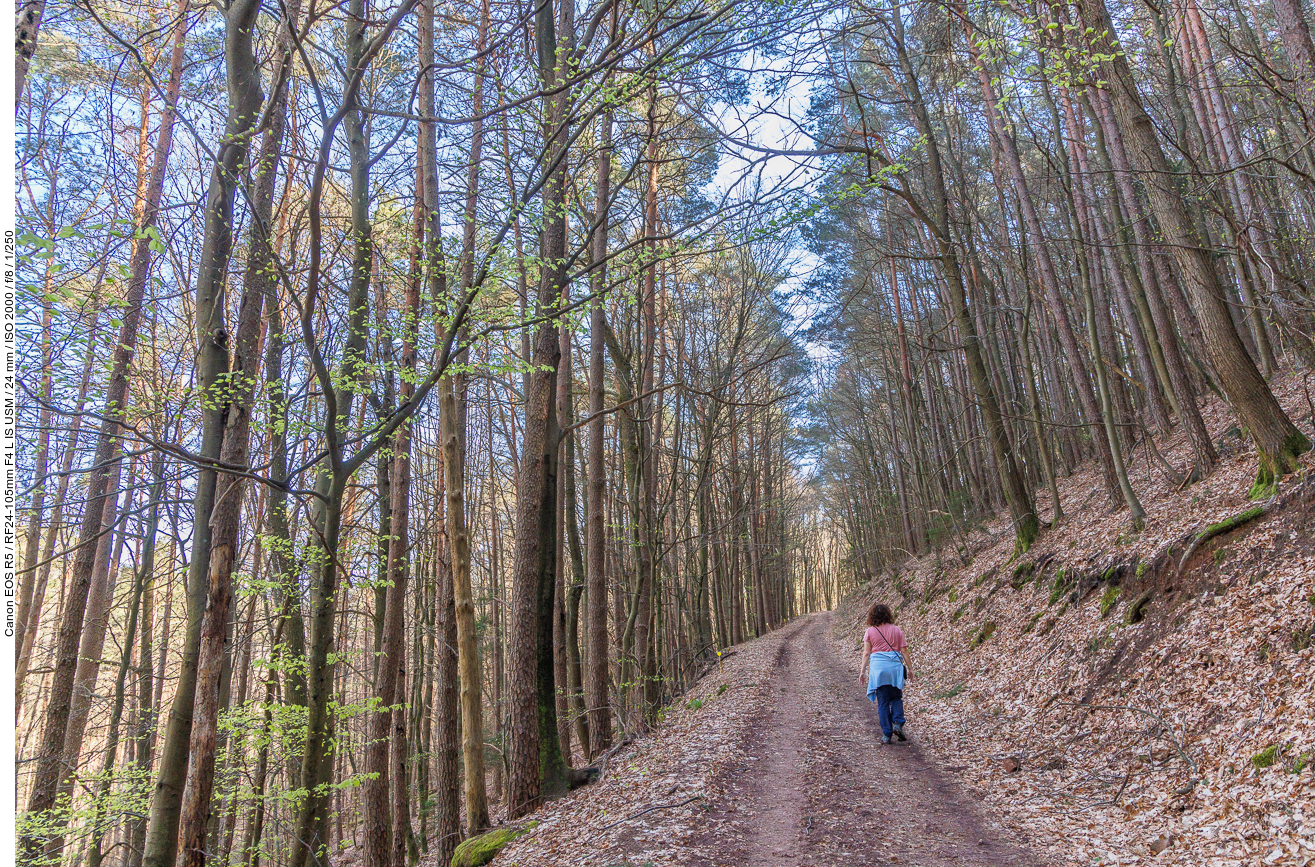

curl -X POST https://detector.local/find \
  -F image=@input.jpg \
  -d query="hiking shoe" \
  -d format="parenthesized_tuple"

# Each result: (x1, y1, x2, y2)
(893, 725, 907, 742)
(881, 735, 891, 744)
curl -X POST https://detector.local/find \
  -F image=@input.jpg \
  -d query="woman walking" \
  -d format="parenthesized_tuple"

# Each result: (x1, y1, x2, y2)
(859, 603, 913, 744)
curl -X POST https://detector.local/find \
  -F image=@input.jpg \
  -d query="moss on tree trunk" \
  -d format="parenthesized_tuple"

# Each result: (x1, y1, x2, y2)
(1250, 430, 1311, 500)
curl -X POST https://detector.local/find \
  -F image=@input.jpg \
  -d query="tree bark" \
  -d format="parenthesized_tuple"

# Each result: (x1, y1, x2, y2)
(1271, 0, 1315, 137)
(966, 30, 1126, 513)
(15, 303, 98, 720)
(15, 0, 44, 105)
(87, 453, 163, 867)
(886, 5, 1039, 554)
(508, 0, 574, 815)
(1075, 0, 1310, 492)
(1086, 87, 1218, 472)
(20, 3, 186, 856)
(173, 4, 268, 863)
(450, 0, 491, 831)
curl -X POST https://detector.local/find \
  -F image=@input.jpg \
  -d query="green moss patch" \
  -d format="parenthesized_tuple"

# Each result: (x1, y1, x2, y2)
(1021, 610, 1045, 635)
(1251, 745, 1279, 771)
(1049, 570, 1070, 606)
(1123, 590, 1153, 626)
(1292, 627, 1313, 653)
(1250, 430, 1308, 499)
(1015, 513, 1039, 555)
(452, 823, 538, 867)
(1099, 586, 1121, 618)
(1207, 506, 1265, 537)
(970, 621, 997, 649)
(1292, 752, 1311, 774)
(1248, 478, 1276, 500)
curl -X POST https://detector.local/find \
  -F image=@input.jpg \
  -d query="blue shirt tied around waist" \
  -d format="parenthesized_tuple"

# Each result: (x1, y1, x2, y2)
(867, 650, 905, 700)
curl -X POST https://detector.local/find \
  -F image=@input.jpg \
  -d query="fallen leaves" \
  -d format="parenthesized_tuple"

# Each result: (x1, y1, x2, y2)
(842, 372, 1315, 867)
(461, 634, 787, 866)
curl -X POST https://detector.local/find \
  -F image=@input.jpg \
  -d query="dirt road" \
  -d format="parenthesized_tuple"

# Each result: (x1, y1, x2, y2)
(692, 612, 1042, 866)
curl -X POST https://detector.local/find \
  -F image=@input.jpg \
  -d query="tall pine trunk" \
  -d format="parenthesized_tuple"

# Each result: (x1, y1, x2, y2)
(888, 4, 1039, 554)
(1074, 0, 1310, 494)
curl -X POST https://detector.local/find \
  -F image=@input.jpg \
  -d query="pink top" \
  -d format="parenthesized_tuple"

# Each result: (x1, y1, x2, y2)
(864, 624, 906, 654)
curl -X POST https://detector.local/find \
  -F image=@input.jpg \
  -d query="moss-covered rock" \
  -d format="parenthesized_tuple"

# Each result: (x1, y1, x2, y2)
(451, 822, 538, 867)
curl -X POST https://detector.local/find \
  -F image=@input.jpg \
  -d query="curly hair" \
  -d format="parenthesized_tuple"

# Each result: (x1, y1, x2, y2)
(866, 602, 894, 627)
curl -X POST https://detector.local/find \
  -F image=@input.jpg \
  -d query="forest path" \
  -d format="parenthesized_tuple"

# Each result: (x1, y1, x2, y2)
(693, 612, 1041, 866)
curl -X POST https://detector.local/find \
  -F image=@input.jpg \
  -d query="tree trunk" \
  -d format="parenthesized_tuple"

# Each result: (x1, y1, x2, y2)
(87, 453, 163, 867)
(289, 0, 382, 854)
(585, 94, 614, 761)
(16, 274, 54, 673)
(1086, 87, 1218, 472)
(1075, 0, 1311, 493)
(967, 31, 1125, 512)
(507, 0, 576, 817)
(888, 5, 1039, 554)
(15, 0, 44, 105)
(174, 5, 269, 863)
(20, 3, 186, 855)
(1270, 0, 1315, 137)
(450, 0, 491, 831)
(15, 303, 98, 720)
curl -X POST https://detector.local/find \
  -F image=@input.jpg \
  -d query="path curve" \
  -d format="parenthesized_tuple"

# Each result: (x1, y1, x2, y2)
(692, 612, 1042, 866)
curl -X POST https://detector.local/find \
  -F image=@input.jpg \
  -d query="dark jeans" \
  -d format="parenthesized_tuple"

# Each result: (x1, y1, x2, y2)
(875, 685, 904, 737)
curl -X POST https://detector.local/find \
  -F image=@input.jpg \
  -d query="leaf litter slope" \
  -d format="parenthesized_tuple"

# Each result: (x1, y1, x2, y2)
(844, 370, 1315, 866)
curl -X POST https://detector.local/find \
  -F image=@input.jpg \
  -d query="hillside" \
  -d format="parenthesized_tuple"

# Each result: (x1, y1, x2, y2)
(482, 373, 1315, 867)
(838, 372, 1315, 866)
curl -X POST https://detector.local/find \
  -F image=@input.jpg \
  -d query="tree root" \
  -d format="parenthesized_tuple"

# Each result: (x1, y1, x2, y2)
(1177, 505, 1267, 573)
